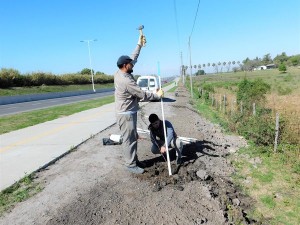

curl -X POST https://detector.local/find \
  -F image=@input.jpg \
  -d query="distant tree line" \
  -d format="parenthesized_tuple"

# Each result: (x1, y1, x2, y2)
(182, 53, 300, 75)
(0, 68, 114, 88)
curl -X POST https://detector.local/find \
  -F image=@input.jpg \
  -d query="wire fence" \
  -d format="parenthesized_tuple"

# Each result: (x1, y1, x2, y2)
(197, 88, 300, 150)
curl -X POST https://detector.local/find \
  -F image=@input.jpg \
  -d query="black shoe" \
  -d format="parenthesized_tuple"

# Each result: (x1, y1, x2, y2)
(136, 160, 147, 168)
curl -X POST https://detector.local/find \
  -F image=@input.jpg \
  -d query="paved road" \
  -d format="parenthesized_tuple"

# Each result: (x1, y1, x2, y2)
(0, 91, 114, 117)
(0, 81, 178, 191)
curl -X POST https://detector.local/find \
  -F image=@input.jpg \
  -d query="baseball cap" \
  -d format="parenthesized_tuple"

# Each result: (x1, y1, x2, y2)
(117, 55, 133, 67)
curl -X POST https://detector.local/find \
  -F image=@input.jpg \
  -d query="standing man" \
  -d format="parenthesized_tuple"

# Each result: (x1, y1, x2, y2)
(115, 34, 164, 174)
(148, 114, 183, 165)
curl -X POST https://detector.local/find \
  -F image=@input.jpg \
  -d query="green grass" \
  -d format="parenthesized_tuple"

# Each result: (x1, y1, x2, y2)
(162, 81, 175, 88)
(167, 85, 177, 92)
(0, 174, 43, 216)
(260, 195, 276, 209)
(187, 70, 300, 224)
(193, 98, 230, 132)
(0, 95, 114, 134)
(195, 67, 300, 95)
(230, 145, 300, 225)
(0, 83, 114, 96)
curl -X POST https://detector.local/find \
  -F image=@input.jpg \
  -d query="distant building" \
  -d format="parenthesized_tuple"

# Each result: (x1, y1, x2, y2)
(254, 64, 276, 71)
(254, 65, 267, 70)
(266, 64, 276, 69)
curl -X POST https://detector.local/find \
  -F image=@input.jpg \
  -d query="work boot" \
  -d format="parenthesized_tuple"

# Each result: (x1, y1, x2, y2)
(127, 166, 144, 174)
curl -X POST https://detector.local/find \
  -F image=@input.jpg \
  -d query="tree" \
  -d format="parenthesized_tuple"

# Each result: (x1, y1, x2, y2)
(95, 71, 105, 75)
(195, 70, 205, 75)
(218, 62, 221, 67)
(262, 53, 272, 65)
(207, 63, 210, 67)
(288, 55, 300, 66)
(227, 61, 231, 72)
(198, 64, 201, 69)
(278, 63, 287, 73)
(81, 68, 94, 75)
(273, 52, 288, 66)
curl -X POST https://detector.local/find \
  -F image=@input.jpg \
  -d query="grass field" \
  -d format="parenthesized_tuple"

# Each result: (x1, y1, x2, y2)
(0, 83, 114, 96)
(194, 67, 300, 143)
(0, 95, 114, 134)
(187, 67, 300, 224)
(194, 67, 300, 113)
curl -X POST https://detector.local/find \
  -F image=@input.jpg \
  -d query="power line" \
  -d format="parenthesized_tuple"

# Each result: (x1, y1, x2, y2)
(173, 0, 181, 51)
(190, 0, 201, 38)
(188, 0, 201, 98)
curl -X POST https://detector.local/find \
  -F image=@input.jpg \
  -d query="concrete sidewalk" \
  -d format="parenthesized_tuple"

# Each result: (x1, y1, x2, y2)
(0, 82, 177, 191)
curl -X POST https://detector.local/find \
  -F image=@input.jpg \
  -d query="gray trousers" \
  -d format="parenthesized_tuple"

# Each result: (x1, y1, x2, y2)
(151, 138, 183, 158)
(116, 113, 138, 167)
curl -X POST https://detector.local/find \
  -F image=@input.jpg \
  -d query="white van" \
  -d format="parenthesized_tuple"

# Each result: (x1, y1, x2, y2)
(137, 75, 160, 93)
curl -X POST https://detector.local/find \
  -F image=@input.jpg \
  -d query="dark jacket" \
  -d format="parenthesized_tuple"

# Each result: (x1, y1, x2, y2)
(148, 120, 177, 149)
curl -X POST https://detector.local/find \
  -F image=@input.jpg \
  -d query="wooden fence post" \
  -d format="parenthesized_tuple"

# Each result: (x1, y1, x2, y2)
(253, 103, 256, 116)
(240, 101, 243, 114)
(274, 112, 280, 153)
(223, 95, 226, 113)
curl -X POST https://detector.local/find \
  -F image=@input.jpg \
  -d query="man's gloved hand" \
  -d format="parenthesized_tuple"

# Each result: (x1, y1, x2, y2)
(138, 34, 146, 47)
(156, 89, 164, 98)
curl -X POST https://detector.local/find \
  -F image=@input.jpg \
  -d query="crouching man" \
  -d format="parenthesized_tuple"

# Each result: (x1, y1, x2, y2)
(148, 114, 183, 164)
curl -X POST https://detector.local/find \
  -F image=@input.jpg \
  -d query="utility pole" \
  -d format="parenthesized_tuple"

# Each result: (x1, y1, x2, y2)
(180, 51, 184, 84)
(80, 39, 97, 92)
(188, 36, 193, 98)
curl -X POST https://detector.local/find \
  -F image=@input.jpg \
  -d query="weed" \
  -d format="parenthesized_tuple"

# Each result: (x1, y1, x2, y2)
(293, 162, 300, 174)
(277, 86, 292, 95)
(260, 195, 276, 209)
(252, 171, 274, 183)
(0, 173, 43, 216)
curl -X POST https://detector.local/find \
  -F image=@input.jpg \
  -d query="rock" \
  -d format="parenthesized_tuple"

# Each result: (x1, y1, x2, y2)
(232, 198, 240, 206)
(228, 147, 238, 153)
(196, 169, 209, 180)
(249, 157, 262, 165)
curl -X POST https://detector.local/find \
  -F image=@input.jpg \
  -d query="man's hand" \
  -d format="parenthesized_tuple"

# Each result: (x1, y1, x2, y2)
(160, 146, 166, 154)
(156, 89, 164, 98)
(138, 34, 146, 47)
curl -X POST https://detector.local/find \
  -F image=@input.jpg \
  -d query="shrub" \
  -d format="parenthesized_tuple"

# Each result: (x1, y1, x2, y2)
(0, 68, 114, 87)
(0, 68, 21, 88)
(278, 63, 287, 73)
(236, 78, 270, 109)
(29, 72, 60, 86)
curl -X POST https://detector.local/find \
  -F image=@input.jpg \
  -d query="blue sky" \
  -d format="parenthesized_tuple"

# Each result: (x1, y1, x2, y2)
(1, 0, 299, 76)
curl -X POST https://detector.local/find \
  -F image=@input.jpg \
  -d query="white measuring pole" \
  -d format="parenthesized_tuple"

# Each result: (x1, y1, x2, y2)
(158, 62, 172, 176)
